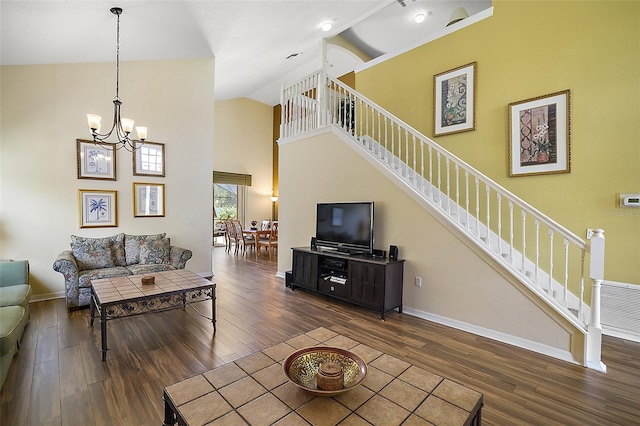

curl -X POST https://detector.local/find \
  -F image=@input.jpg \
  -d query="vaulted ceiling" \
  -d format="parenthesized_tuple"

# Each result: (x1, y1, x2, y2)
(0, 0, 491, 106)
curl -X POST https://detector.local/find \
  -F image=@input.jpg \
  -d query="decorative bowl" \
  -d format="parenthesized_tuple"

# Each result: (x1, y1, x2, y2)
(283, 346, 368, 397)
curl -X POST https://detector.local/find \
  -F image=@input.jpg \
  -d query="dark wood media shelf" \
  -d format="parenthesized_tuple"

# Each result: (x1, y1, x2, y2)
(289, 247, 404, 319)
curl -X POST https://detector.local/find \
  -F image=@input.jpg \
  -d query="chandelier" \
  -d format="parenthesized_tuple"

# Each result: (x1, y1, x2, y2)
(86, 7, 147, 152)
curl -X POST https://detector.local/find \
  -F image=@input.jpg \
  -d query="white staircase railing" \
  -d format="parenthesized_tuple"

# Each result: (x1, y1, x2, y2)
(280, 70, 606, 371)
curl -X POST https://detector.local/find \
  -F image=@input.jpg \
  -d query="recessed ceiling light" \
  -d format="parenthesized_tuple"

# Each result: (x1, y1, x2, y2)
(321, 21, 333, 32)
(414, 11, 431, 24)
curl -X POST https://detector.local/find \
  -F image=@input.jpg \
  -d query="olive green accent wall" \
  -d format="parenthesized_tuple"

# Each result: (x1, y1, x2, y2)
(354, 1, 639, 284)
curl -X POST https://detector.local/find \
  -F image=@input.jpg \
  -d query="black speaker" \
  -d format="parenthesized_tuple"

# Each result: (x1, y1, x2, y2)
(285, 270, 293, 288)
(389, 245, 398, 261)
(311, 237, 317, 250)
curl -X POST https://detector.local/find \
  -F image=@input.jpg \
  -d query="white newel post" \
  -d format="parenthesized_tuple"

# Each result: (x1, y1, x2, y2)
(586, 229, 607, 372)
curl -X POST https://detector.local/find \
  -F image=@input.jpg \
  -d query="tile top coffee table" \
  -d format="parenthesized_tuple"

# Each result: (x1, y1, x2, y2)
(163, 327, 483, 426)
(90, 269, 216, 361)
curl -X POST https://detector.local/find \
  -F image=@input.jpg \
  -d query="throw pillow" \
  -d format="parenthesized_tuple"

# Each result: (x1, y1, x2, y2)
(71, 233, 126, 266)
(71, 239, 115, 271)
(124, 233, 167, 265)
(138, 238, 171, 265)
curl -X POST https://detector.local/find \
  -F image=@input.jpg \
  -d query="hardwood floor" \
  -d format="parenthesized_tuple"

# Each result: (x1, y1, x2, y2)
(1, 247, 639, 425)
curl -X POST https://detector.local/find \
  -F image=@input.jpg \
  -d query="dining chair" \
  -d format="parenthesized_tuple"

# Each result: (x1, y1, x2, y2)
(261, 220, 271, 231)
(224, 220, 236, 253)
(257, 221, 278, 258)
(232, 219, 256, 255)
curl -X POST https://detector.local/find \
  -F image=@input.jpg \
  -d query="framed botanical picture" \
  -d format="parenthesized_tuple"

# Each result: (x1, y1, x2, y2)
(434, 62, 476, 137)
(133, 141, 165, 177)
(76, 139, 116, 180)
(508, 89, 571, 177)
(78, 189, 118, 228)
(133, 182, 165, 217)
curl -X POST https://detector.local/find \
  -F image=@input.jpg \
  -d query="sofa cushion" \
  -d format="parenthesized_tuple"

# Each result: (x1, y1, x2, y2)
(0, 260, 29, 287)
(0, 285, 31, 312)
(71, 233, 126, 267)
(139, 238, 171, 265)
(78, 267, 132, 289)
(125, 264, 176, 276)
(0, 306, 26, 357)
(124, 233, 166, 265)
(71, 238, 115, 271)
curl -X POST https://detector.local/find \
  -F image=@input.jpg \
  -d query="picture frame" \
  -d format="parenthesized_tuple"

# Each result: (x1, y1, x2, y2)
(434, 62, 476, 137)
(133, 141, 165, 177)
(133, 182, 165, 217)
(508, 89, 571, 177)
(78, 189, 118, 228)
(76, 139, 116, 180)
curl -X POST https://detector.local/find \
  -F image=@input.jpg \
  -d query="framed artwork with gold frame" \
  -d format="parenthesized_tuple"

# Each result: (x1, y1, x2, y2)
(78, 189, 118, 228)
(76, 139, 116, 180)
(133, 141, 165, 177)
(133, 182, 165, 217)
(508, 89, 571, 177)
(434, 62, 477, 137)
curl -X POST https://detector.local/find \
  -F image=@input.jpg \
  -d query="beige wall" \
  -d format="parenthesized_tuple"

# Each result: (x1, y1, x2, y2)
(355, 1, 640, 285)
(214, 98, 274, 226)
(279, 130, 584, 363)
(0, 59, 215, 299)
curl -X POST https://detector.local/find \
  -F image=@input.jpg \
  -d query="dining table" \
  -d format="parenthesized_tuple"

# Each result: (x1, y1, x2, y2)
(243, 228, 270, 257)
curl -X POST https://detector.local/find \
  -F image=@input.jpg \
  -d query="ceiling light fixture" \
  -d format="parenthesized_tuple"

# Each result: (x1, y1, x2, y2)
(321, 21, 333, 32)
(87, 7, 147, 152)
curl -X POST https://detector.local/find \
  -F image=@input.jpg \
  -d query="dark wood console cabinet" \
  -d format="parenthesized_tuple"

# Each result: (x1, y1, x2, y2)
(289, 247, 404, 319)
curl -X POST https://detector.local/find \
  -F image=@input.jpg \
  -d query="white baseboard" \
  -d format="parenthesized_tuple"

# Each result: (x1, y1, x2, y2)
(29, 291, 65, 303)
(402, 306, 580, 366)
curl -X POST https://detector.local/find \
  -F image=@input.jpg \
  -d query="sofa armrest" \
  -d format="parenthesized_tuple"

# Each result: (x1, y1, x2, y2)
(0, 260, 29, 288)
(170, 246, 192, 269)
(52, 250, 79, 286)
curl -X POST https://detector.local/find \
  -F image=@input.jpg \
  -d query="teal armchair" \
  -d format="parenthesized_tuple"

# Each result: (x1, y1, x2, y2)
(0, 260, 31, 390)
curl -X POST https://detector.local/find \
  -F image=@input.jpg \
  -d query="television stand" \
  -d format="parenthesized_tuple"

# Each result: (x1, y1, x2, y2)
(289, 247, 404, 320)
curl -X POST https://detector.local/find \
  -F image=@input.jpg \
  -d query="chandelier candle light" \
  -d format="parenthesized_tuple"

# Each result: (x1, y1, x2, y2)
(87, 7, 147, 152)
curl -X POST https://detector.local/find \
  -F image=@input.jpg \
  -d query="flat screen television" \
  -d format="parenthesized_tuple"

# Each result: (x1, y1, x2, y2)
(315, 202, 374, 254)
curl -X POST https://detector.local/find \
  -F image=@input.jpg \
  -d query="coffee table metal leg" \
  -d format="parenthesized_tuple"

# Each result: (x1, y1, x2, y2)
(101, 307, 108, 361)
(89, 293, 95, 327)
(212, 286, 216, 333)
(163, 390, 177, 426)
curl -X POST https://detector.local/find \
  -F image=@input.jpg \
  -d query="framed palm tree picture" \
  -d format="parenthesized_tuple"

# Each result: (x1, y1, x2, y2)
(78, 189, 118, 228)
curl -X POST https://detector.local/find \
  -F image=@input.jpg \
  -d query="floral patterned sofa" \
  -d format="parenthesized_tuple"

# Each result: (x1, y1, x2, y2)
(53, 233, 192, 309)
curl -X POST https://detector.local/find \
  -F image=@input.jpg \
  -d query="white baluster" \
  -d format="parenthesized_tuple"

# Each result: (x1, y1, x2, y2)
(563, 238, 569, 307)
(455, 164, 460, 221)
(465, 171, 470, 230)
(535, 219, 540, 287)
(497, 193, 502, 254)
(508, 200, 514, 263)
(548, 229, 554, 295)
(475, 178, 480, 239)
(485, 185, 491, 246)
(521, 210, 527, 272)
(446, 158, 451, 214)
